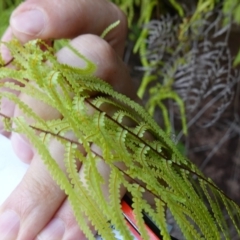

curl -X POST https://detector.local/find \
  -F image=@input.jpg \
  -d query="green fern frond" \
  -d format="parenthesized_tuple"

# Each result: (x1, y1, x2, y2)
(1, 38, 240, 239)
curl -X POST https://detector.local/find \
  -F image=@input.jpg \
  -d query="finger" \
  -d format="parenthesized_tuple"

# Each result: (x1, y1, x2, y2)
(37, 201, 88, 240)
(9, 0, 127, 56)
(0, 137, 78, 240)
(56, 34, 138, 100)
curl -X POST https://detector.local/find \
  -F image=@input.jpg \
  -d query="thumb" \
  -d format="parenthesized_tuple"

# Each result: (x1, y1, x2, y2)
(9, 0, 127, 56)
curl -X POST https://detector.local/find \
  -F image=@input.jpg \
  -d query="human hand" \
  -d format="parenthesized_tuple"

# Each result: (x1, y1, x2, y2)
(0, 1, 140, 239)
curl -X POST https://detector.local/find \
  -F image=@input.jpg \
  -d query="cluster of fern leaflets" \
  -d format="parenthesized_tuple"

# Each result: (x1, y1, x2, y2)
(0, 39, 240, 239)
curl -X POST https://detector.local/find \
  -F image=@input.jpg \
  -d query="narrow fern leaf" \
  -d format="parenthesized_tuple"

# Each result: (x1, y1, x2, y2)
(108, 167, 134, 239)
(131, 187, 149, 240)
(101, 20, 120, 39)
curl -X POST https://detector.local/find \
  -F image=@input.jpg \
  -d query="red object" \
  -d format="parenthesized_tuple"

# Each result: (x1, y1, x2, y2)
(121, 198, 161, 240)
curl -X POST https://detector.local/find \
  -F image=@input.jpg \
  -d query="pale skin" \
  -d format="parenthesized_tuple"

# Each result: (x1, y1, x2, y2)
(0, 0, 140, 239)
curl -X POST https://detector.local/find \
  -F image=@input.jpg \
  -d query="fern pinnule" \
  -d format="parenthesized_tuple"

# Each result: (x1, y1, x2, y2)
(181, 174, 219, 237)
(39, 118, 71, 136)
(0, 91, 50, 129)
(212, 189, 232, 239)
(38, 132, 52, 146)
(1, 115, 12, 132)
(48, 71, 73, 108)
(220, 192, 240, 236)
(155, 199, 171, 240)
(132, 122, 153, 138)
(108, 168, 134, 239)
(131, 186, 150, 240)
(0, 69, 28, 84)
(112, 110, 139, 128)
(67, 152, 114, 239)
(200, 181, 229, 238)
(86, 159, 109, 211)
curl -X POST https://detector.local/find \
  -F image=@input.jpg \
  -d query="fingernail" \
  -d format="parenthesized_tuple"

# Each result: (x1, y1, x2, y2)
(38, 218, 65, 239)
(10, 9, 46, 36)
(0, 210, 20, 240)
(11, 133, 34, 163)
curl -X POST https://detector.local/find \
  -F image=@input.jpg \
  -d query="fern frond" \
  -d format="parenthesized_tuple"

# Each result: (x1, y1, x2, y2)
(1, 38, 240, 240)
